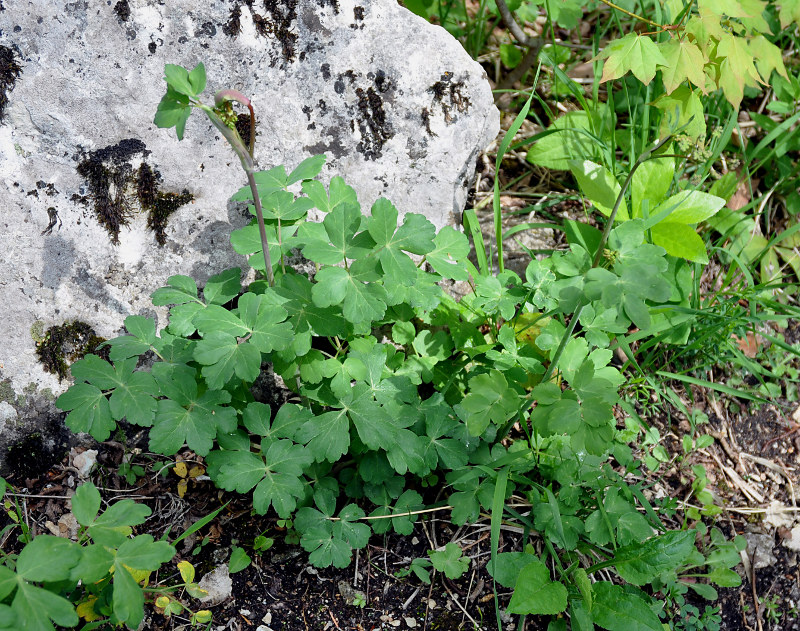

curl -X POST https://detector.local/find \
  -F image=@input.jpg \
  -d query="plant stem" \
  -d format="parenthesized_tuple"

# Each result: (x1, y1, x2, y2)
(247, 170, 275, 286)
(595, 0, 665, 29)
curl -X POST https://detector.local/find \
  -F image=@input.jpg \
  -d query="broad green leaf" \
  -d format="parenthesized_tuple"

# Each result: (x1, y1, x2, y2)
(507, 560, 568, 615)
(164, 64, 196, 97)
(89, 500, 151, 547)
(208, 450, 266, 493)
(203, 268, 241, 305)
(187, 62, 207, 96)
(487, 552, 538, 589)
(287, 154, 326, 184)
(301, 202, 370, 263)
(12, 582, 78, 631)
(253, 440, 314, 516)
(150, 390, 236, 456)
(16, 536, 81, 582)
(597, 33, 667, 85)
(426, 226, 470, 280)
(592, 582, 663, 631)
(70, 354, 117, 389)
(154, 87, 191, 140)
(613, 530, 696, 585)
(301, 176, 359, 214)
(193, 330, 262, 389)
(151, 275, 200, 305)
(56, 383, 115, 442)
(117, 535, 175, 570)
(231, 166, 288, 201)
(193, 305, 249, 337)
(658, 39, 707, 93)
(650, 191, 725, 225)
(454, 370, 520, 436)
(527, 110, 604, 170)
(311, 264, 387, 325)
(569, 160, 627, 220)
(295, 409, 350, 463)
(780, 0, 800, 26)
(236, 291, 292, 353)
(651, 222, 709, 263)
(108, 368, 158, 427)
(0, 567, 14, 601)
(631, 157, 674, 219)
(654, 86, 706, 140)
(717, 33, 760, 109)
(72, 482, 102, 526)
(112, 565, 145, 629)
(228, 546, 251, 573)
(71, 545, 114, 584)
(369, 200, 435, 284)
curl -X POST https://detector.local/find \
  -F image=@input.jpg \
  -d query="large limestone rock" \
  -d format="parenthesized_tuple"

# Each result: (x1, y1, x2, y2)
(0, 0, 498, 473)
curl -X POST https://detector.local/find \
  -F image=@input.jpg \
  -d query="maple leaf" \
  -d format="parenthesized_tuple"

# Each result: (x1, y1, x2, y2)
(717, 33, 762, 108)
(749, 35, 789, 83)
(779, 0, 800, 27)
(596, 33, 667, 85)
(658, 39, 707, 93)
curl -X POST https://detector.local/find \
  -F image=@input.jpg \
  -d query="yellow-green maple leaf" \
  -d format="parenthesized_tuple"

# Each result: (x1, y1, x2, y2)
(596, 33, 668, 85)
(659, 39, 708, 93)
(717, 33, 761, 108)
(779, 0, 800, 27)
(749, 35, 789, 82)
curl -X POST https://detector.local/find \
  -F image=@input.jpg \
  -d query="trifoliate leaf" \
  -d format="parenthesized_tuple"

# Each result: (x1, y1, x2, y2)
(150, 390, 236, 456)
(300, 202, 372, 263)
(311, 264, 388, 325)
(301, 176, 359, 214)
(193, 331, 262, 389)
(429, 543, 470, 579)
(295, 409, 350, 463)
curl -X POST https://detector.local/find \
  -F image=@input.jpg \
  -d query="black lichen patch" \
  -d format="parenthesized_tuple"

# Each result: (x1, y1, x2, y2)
(113, 0, 131, 21)
(352, 71, 394, 161)
(316, 0, 339, 12)
(35, 321, 108, 381)
(421, 107, 436, 137)
(76, 140, 191, 245)
(350, 5, 364, 29)
(0, 45, 22, 123)
(428, 71, 471, 124)
(223, 4, 243, 36)
(135, 164, 194, 246)
(224, 0, 299, 65)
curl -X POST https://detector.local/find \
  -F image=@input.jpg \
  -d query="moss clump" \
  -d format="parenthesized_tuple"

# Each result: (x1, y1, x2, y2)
(135, 163, 194, 245)
(35, 321, 108, 380)
(0, 45, 21, 123)
(76, 139, 146, 244)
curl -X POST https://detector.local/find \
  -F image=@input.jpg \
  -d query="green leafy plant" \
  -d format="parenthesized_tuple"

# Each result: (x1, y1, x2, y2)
(50, 63, 751, 631)
(0, 481, 175, 631)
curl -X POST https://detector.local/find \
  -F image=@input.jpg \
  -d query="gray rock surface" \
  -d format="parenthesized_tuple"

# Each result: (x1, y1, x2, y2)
(0, 0, 498, 472)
